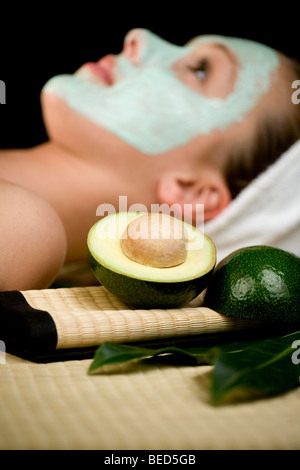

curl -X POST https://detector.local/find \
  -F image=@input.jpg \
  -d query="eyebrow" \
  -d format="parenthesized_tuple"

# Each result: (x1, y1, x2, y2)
(213, 42, 239, 90)
(214, 43, 239, 69)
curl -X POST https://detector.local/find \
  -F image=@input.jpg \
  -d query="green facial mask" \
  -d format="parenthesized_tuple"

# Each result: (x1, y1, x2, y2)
(43, 30, 279, 155)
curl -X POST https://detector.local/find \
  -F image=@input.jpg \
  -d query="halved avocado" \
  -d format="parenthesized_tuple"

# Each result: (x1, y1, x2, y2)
(87, 212, 216, 309)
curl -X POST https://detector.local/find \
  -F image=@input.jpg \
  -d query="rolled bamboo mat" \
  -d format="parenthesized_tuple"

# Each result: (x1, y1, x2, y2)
(22, 286, 261, 350)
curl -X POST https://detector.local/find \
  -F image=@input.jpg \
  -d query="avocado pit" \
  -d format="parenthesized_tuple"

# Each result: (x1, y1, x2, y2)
(120, 213, 188, 268)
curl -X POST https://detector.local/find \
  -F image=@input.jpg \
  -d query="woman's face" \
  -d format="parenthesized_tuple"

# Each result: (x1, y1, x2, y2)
(42, 29, 279, 155)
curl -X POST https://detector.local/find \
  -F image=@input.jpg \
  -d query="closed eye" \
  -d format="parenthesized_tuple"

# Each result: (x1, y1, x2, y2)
(189, 58, 210, 81)
(173, 42, 238, 98)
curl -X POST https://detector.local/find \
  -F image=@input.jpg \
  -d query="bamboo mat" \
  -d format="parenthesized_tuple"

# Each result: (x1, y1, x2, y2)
(22, 286, 261, 350)
(1, 352, 299, 450)
(1, 285, 299, 450)
(0, 285, 279, 361)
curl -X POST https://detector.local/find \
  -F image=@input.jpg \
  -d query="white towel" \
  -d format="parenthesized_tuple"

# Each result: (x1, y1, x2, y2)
(204, 139, 300, 261)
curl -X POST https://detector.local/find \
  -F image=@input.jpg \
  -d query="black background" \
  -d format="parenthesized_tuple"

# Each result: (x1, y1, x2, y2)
(1, 4, 299, 149)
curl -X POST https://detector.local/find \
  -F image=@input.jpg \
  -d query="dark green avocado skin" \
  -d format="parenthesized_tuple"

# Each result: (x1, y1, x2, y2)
(88, 251, 214, 309)
(204, 245, 300, 322)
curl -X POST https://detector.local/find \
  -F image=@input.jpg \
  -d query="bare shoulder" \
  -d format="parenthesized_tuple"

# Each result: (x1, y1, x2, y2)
(0, 143, 111, 261)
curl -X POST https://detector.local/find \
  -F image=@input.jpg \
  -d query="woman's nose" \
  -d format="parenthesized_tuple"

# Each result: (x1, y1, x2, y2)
(122, 28, 183, 67)
(123, 29, 144, 65)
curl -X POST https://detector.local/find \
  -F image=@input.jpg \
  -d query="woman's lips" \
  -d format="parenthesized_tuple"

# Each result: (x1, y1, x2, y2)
(82, 56, 115, 85)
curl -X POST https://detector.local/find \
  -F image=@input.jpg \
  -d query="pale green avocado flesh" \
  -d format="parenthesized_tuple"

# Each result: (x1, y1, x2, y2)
(87, 212, 216, 309)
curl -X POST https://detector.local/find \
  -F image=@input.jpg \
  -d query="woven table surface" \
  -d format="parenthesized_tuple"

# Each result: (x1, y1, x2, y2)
(1, 352, 299, 450)
(1, 286, 299, 450)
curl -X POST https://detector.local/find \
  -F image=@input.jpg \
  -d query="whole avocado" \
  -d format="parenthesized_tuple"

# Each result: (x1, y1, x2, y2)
(204, 245, 300, 322)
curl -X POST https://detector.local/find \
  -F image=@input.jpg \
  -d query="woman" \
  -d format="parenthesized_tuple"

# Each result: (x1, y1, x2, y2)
(0, 29, 299, 290)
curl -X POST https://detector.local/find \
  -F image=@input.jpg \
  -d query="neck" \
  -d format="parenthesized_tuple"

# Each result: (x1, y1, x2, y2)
(1, 139, 158, 210)
(0, 139, 74, 161)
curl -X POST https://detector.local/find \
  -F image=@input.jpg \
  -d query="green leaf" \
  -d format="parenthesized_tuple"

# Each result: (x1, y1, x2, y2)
(88, 342, 215, 374)
(212, 330, 300, 405)
(88, 329, 300, 405)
